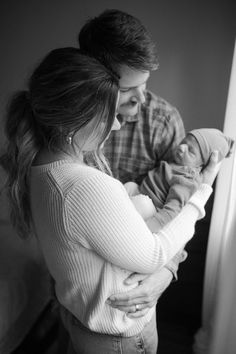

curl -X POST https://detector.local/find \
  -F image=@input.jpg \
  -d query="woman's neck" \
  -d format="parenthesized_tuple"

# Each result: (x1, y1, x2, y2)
(32, 147, 84, 166)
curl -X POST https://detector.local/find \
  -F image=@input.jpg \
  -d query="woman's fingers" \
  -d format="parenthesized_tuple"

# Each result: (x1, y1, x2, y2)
(201, 151, 221, 185)
(109, 300, 156, 314)
(126, 307, 150, 319)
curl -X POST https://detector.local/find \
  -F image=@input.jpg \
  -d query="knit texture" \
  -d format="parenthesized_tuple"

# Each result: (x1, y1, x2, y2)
(30, 160, 212, 336)
(189, 128, 234, 164)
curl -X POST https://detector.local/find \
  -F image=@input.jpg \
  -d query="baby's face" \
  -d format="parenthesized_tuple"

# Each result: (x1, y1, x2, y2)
(173, 134, 203, 167)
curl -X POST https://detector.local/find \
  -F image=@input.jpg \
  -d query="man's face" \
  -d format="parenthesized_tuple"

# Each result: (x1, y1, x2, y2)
(173, 134, 204, 167)
(117, 65, 150, 116)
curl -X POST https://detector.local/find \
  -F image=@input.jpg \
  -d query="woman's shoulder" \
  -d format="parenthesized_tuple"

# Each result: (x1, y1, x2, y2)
(31, 159, 124, 200)
(56, 162, 122, 197)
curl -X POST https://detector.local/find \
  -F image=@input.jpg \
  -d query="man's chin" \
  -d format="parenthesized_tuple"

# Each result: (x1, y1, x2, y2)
(118, 104, 139, 117)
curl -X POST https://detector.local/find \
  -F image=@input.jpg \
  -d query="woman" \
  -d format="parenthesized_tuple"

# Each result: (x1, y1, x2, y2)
(0, 47, 220, 354)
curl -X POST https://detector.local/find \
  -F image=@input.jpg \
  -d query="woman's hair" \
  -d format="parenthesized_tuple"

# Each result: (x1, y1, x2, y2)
(78, 9, 158, 75)
(0, 47, 118, 238)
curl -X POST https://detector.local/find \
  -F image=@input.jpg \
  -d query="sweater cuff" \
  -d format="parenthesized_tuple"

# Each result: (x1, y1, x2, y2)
(188, 184, 212, 219)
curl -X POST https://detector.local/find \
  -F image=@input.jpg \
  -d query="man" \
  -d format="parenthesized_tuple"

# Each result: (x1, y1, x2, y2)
(78, 9, 187, 318)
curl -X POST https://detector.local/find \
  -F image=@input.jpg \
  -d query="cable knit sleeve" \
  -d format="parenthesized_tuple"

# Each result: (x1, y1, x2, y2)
(66, 173, 212, 274)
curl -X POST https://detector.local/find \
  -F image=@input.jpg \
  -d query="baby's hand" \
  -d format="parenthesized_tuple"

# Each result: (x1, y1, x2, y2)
(131, 194, 156, 220)
(124, 181, 140, 196)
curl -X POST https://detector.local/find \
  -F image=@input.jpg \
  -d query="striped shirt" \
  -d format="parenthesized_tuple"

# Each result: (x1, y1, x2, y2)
(103, 90, 185, 184)
(30, 160, 211, 336)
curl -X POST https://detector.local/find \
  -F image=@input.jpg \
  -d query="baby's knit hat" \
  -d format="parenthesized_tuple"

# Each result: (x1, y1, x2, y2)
(188, 128, 234, 165)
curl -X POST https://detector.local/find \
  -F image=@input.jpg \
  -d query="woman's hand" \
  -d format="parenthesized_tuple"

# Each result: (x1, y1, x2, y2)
(201, 151, 221, 186)
(106, 267, 173, 318)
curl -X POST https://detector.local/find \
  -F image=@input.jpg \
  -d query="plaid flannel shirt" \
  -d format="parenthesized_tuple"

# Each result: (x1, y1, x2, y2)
(104, 90, 187, 278)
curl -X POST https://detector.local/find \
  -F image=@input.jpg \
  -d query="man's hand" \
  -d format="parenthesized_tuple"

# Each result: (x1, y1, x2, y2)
(106, 267, 173, 318)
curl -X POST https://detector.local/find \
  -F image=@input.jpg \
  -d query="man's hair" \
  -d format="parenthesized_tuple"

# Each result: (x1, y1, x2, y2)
(78, 9, 158, 75)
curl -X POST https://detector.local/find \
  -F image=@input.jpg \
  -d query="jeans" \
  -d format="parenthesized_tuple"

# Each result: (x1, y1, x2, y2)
(60, 307, 158, 354)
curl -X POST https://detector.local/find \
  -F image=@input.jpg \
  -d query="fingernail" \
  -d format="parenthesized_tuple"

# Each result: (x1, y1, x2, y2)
(109, 296, 115, 301)
(106, 299, 111, 304)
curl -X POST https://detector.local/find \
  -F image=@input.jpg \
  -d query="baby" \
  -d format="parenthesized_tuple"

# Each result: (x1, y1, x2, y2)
(125, 128, 234, 231)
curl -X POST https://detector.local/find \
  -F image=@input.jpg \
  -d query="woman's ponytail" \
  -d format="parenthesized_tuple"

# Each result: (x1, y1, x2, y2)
(0, 91, 40, 238)
(0, 47, 119, 238)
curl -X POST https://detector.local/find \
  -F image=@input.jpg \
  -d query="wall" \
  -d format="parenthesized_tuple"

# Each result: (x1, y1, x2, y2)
(0, 0, 235, 134)
(0, 1, 235, 351)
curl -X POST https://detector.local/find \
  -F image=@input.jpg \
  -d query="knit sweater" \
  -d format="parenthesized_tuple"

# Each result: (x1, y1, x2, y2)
(30, 160, 212, 336)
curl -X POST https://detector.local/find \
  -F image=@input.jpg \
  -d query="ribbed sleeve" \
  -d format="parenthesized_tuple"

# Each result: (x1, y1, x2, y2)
(30, 161, 212, 337)
(65, 174, 212, 272)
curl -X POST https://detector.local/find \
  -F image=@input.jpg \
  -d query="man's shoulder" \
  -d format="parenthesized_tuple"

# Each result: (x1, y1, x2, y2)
(143, 90, 180, 121)
(145, 90, 176, 111)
